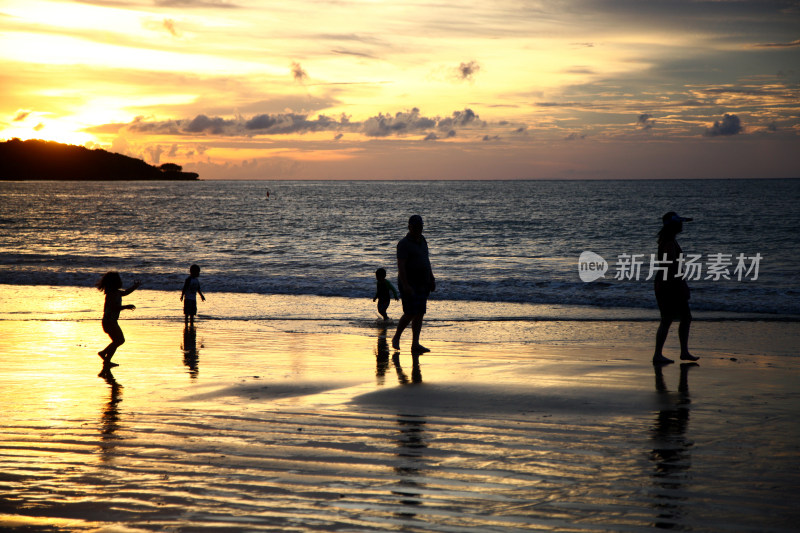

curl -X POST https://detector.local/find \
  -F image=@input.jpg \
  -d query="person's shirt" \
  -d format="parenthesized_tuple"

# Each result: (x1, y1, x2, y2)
(397, 233, 434, 290)
(103, 290, 123, 321)
(375, 279, 398, 300)
(183, 276, 202, 301)
(655, 237, 687, 290)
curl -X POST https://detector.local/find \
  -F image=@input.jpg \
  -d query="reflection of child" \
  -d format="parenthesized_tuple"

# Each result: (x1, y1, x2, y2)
(180, 264, 205, 327)
(373, 268, 399, 321)
(96, 271, 140, 366)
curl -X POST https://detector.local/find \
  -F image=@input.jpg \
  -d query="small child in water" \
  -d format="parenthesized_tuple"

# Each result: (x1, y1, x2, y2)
(180, 264, 205, 327)
(96, 271, 140, 366)
(373, 268, 399, 321)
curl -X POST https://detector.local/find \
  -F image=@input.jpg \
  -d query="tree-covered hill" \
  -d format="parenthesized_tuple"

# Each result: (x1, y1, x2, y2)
(0, 139, 199, 180)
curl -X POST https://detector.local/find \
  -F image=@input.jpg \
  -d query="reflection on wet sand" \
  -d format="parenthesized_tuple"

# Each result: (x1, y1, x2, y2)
(375, 326, 390, 385)
(650, 363, 697, 529)
(375, 324, 428, 518)
(97, 368, 122, 462)
(1, 314, 797, 532)
(393, 414, 428, 519)
(392, 353, 422, 385)
(376, 325, 423, 385)
(182, 326, 200, 379)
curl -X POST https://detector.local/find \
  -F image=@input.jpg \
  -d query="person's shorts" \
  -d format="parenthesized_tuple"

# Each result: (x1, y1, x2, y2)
(377, 297, 391, 314)
(184, 299, 198, 316)
(401, 289, 428, 316)
(655, 289, 691, 321)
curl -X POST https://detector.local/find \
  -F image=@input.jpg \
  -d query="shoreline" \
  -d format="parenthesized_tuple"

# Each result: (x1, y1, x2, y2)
(1, 284, 798, 360)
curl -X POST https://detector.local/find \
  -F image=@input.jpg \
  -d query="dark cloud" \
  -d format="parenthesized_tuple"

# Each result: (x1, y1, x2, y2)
(13, 110, 31, 121)
(756, 39, 800, 48)
(703, 87, 783, 97)
(705, 113, 743, 136)
(535, 101, 597, 109)
(185, 114, 233, 134)
(33, 123, 45, 131)
(637, 113, 655, 130)
(437, 108, 484, 131)
(564, 133, 586, 141)
(679, 100, 707, 107)
(482, 135, 500, 141)
(457, 60, 481, 81)
(362, 108, 436, 137)
(245, 113, 338, 134)
(291, 62, 308, 83)
(122, 107, 487, 139)
(423, 132, 439, 141)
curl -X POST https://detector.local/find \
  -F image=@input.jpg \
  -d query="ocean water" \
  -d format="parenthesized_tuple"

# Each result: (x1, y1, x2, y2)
(1, 179, 798, 320)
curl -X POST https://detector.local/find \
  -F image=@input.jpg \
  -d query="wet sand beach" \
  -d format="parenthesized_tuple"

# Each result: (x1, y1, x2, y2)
(1, 290, 799, 531)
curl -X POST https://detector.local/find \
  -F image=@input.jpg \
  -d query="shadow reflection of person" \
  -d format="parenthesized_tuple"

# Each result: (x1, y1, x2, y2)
(649, 363, 697, 529)
(378, 340, 426, 519)
(98, 367, 123, 462)
(182, 326, 200, 379)
(392, 352, 422, 385)
(393, 414, 428, 519)
(376, 326, 390, 385)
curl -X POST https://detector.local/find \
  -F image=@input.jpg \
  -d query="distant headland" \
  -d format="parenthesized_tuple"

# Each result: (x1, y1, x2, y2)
(0, 138, 199, 181)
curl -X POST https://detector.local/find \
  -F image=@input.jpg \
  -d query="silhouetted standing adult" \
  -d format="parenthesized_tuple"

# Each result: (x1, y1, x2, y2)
(392, 215, 436, 354)
(653, 212, 699, 365)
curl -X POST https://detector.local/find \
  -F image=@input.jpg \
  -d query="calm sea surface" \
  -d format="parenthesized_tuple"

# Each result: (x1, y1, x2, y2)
(1, 179, 798, 318)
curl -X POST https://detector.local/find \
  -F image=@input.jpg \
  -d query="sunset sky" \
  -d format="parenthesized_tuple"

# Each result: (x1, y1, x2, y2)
(1, 0, 798, 179)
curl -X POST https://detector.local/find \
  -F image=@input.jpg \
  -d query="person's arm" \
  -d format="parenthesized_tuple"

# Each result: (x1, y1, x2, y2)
(397, 256, 413, 296)
(121, 279, 141, 297)
(426, 242, 436, 292)
(180, 277, 189, 301)
(388, 280, 399, 300)
(198, 283, 206, 302)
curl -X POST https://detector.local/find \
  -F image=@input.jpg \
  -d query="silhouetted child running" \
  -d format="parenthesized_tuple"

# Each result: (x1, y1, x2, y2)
(180, 264, 205, 327)
(373, 268, 399, 321)
(96, 272, 140, 367)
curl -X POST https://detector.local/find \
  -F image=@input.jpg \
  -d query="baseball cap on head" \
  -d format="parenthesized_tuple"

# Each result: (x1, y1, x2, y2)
(662, 211, 693, 225)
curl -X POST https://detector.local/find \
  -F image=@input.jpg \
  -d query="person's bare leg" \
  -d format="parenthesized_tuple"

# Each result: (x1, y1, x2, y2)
(653, 319, 674, 365)
(392, 314, 412, 349)
(411, 315, 429, 353)
(678, 318, 698, 361)
(104, 328, 124, 364)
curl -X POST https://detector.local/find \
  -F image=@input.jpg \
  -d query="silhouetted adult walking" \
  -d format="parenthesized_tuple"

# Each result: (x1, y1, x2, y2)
(392, 215, 436, 354)
(653, 212, 699, 365)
